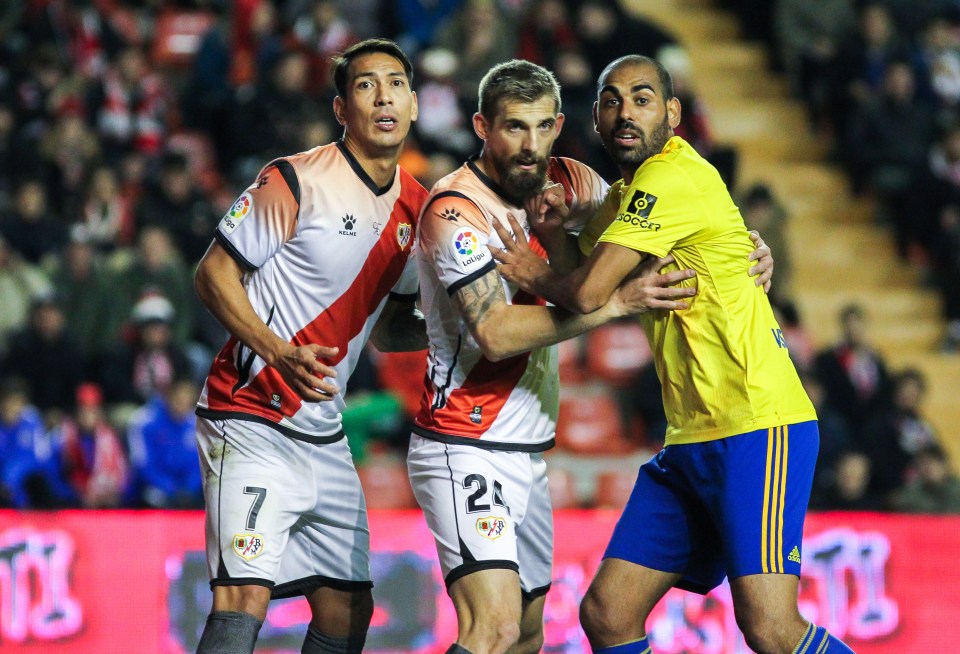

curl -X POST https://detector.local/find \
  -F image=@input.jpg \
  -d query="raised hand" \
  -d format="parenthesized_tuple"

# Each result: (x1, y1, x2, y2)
(489, 212, 552, 294)
(273, 344, 340, 402)
(610, 254, 697, 316)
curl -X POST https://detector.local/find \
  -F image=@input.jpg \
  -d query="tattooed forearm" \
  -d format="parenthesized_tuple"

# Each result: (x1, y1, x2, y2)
(453, 271, 507, 329)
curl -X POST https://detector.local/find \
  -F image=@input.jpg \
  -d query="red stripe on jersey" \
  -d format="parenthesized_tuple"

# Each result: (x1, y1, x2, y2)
(548, 158, 577, 209)
(417, 227, 548, 438)
(208, 170, 426, 426)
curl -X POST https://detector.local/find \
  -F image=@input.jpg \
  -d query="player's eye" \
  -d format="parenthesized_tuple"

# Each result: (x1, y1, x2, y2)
(392, 79, 405, 87)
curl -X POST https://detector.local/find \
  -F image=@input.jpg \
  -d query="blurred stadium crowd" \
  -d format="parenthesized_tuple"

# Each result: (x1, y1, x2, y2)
(0, 0, 957, 514)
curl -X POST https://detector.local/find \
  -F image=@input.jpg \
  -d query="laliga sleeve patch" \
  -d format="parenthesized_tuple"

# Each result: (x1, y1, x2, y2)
(616, 189, 661, 231)
(220, 192, 254, 234)
(451, 226, 488, 269)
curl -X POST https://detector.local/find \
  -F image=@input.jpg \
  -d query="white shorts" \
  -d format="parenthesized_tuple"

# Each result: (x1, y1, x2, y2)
(407, 433, 554, 599)
(196, 416, 371, 598)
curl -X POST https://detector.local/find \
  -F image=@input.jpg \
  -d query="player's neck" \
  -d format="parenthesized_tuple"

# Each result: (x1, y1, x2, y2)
(340, 134, 400, 188)
(620, 164, 640, 184)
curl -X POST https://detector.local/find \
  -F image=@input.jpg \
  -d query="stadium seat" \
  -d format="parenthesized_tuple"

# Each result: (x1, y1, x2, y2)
(593, 469, 639, 510)
(357, 455, 418, 510)
(151, 10, 214, 68)
(585, 320, 652, 386)
(547, 467, 580, 509)
(555, 384, 636, 455)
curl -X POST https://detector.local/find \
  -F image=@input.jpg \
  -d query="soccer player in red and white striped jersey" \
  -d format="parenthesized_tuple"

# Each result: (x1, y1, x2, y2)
(192, 39, 427, 654)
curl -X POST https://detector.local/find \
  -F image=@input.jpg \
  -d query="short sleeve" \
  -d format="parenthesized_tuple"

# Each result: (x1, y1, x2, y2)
(214, 160, 300, 271)
(596, 160, 703, 258)
(417, 192, 493, 296)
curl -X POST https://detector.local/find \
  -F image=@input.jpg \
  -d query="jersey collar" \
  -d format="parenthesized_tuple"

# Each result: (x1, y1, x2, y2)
(336, 140, 396, 196)
(467, 154, 521, 207)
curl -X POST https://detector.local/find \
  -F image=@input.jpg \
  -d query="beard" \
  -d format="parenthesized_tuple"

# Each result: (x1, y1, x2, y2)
(605, 113, 673, 170)
(491, 151, 550, 200)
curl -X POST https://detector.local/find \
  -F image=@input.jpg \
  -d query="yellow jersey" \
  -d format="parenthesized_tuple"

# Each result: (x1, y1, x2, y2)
(579, 136, 816, 445)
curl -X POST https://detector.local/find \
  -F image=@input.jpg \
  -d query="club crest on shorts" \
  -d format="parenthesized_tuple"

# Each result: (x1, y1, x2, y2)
(476, 516, 507, 540)
(233, 533, 265, 560)
(397, 222, 412, 249)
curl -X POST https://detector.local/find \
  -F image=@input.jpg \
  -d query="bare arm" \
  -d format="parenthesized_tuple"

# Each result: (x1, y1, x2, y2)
(369, 296, 428, 352)
(524, 185, 581, 275)
(194, 241, 340, 401)
(452, 268, 628, 362)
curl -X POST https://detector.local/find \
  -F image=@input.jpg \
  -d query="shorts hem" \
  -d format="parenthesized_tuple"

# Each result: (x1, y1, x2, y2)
(271, 575, 373, 600)
(445, 560, 519, 591)
(210, 577, 275, 590)
(521, 583, 551, 601)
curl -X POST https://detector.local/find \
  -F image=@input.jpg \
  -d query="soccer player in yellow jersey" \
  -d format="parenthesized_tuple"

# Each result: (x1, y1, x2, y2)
(492, 55, 854, 654)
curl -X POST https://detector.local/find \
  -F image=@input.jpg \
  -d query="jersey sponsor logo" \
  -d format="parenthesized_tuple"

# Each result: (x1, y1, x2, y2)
(470, 405, 482, 424)
(788, 545, 801, 563)
(340, 214, 357, 236)
(452, 228, 487, 268)
(475, 516, 506, 540)
(232, 533, 265, 560)
(270, 393, 281, 409)
(220, 193, 253, 234)
(397, 222, 412, 249)
(616, 189, 660, 231)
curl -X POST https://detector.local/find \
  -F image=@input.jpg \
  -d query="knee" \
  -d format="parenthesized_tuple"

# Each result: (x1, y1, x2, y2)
(464, 615, 521, 654)
(213, 585, 271, 621)
(580, 587, 626, 644)
(514, 624, 544, 654)
(735, 611, 793, 654)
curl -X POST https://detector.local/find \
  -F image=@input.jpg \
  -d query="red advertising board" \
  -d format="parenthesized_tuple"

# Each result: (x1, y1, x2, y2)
(0, 510, 955, 653)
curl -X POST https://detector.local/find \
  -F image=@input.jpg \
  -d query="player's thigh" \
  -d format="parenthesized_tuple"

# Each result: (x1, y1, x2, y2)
(516, 453, 553, 598)
(583, 557, 680, 630)
(197, 417, 313, 585)
(711, 422, 819, 581)
(407, 436, 528, 590)
(603, 450, 724, 595)
(304, 585, 373, 638)
(449, 567, 524, 627)
(274, 437, 372, 594)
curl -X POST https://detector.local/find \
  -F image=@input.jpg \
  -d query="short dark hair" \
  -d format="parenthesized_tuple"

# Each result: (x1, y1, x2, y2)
(597, 55, 674, 100)
(332, 38, 413, 98)
(478, 60, 561, 121)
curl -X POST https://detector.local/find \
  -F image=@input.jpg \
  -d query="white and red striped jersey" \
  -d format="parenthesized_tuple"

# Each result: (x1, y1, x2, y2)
(197, 141, 427, 441)
(413, 156, 609, 451)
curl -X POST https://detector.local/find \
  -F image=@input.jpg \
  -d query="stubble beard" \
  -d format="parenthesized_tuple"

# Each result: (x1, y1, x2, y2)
(607, 113, 673, 171)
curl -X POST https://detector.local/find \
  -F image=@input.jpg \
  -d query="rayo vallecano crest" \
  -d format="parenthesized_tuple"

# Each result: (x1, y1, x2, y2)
(397, 222, 412, 249)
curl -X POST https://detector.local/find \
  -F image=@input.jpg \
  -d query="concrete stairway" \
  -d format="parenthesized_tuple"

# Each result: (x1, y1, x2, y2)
(624, 0, 960, 463)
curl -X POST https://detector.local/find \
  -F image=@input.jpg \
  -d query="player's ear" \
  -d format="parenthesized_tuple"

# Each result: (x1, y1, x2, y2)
(472, 112, 489, 140)
(333, 95, 347, 126)
(592, 101, 600, 134)
(667, 97, 682, 129)
(410, 90, 419, 123)
(555, 112, 565, 135)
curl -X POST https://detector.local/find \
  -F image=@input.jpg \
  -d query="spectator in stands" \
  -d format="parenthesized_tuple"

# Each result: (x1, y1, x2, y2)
(740, 183, 793, 298)
(935, 203, 960, 350)
(435, 0, 517, 105)
(774, 0, 857, 131)
(99, 293, 193, 406)
(0, 378, 64, 508)
(260, 51, 327, 159)
(381, 0, 463, 55)
(38, 111, 102, 219)
(290, 0, 358, 94)
(57, 382, 129, 508)
(126, 377, 203, 509)
(0, 178, 65, 265)
(412, 48, 474, 158)
(573, 0, 676, 77)
(814, 304, 892, 438)
(890, 443, 960, 513)
(809, 449, 886, 511)
(46, 227, 114, 363)
(102, 226, 196, 350)
(0, 105, 18, 203)
(89, 45, 167, 161)
(915, 14, 960, 116)
(803, 372, 854, 500)
(771, 299, 816, 372)
(515, 0, 580, 68)
(135, 152, 216, 264)
(831, 3, 910, 139)
(81, 166, 130, 251)
(0, 233, 52, 355)
(1, 292, 85, 420)
(862, 367, 939, 495)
